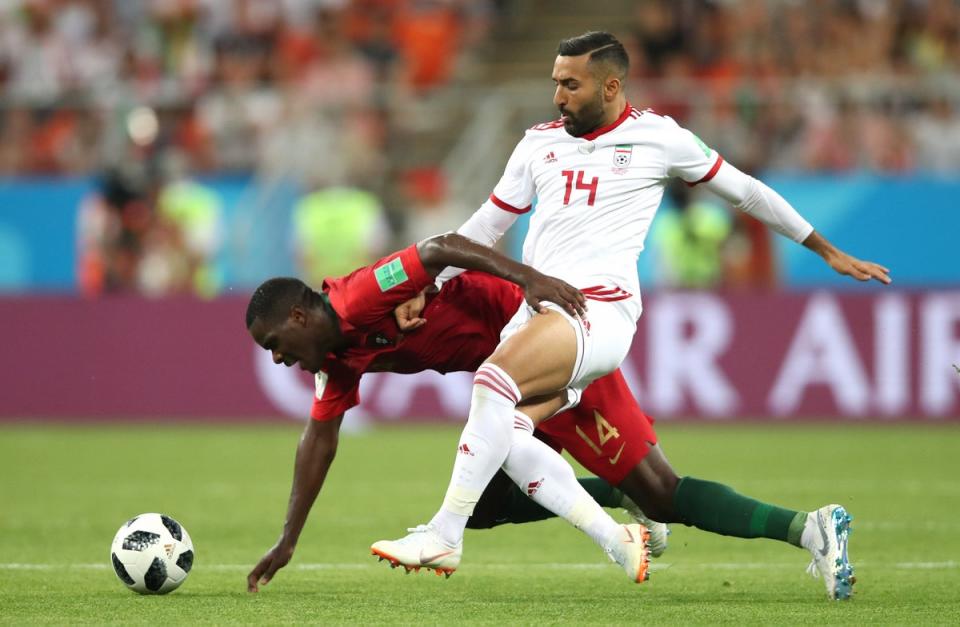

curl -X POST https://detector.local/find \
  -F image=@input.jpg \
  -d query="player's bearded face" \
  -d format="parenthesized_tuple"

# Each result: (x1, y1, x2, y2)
(560, 87, 605, 137)
(553, 55, 607, 137)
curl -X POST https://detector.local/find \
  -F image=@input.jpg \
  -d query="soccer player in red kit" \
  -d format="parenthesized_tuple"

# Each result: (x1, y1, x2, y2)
(246, 233, 863, 599)
(245, 233, 654, 590)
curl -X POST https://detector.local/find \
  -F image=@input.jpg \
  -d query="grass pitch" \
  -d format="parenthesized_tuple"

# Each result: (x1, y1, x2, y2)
(1, 421, 959, 624)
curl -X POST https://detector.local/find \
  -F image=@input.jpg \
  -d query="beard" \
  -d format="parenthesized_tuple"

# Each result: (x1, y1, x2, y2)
(561, 92, 606, 137)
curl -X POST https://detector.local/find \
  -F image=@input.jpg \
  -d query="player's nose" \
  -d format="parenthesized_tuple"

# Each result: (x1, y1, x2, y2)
(553, 86, 565, 108)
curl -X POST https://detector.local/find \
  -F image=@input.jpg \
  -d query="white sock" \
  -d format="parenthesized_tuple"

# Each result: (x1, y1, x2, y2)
(799, 510, 818, 551)
(502, 412, 623, 550)
(430, 364, 520, 547)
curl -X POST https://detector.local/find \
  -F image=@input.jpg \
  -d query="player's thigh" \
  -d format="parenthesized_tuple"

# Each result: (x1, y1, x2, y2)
(516, 390, 569, 425)
(487, 309, 578, 398)
(537, 368, 657, 485)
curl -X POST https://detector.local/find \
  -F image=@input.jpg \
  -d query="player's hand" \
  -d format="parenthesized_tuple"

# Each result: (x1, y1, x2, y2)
(826, 251, 891, 285)
(394, 289, 428, 331)
(520, 269, 587, 318)
(247, 540, 295, 592)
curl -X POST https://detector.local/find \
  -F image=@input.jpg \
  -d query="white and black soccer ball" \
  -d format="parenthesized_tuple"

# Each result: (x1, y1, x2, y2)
(110, 513, 194, 594)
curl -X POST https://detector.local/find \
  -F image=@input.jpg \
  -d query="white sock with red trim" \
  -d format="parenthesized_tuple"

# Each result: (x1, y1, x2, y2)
(430, 364, 519, 547)
(502, 412, 623, 550)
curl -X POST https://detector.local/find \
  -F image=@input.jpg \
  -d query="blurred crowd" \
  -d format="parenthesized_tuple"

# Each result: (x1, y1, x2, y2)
(0, 0, 497, 177)
(0, 0, 495, 295)
(1, 0, 958, 296)
(629, 0, 960, 174)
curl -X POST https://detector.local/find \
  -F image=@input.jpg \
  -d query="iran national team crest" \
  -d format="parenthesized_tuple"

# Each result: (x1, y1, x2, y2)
(613, 144, 633, 167)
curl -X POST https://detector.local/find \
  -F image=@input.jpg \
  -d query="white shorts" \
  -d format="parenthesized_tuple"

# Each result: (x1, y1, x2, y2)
(498, 295, 639, 410)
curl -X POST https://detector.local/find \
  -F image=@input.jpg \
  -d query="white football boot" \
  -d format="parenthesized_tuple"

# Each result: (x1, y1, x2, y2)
(371, 524, 461, 578)
(620, 496, 669, 558)
(605, 523, 651, 583)
(801, 504, 856, 600)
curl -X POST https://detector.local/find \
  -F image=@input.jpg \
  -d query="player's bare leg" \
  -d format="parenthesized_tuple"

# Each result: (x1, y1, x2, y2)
(422, 310, 578, 539)
(485, 310, 579, 397)
(477, 313, 651, 580)
(616, 446, 680, 523)
(373, 310, 650, 582)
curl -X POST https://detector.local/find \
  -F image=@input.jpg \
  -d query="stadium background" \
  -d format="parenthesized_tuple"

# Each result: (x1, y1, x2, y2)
(1, 1, 959, 622)
(0, 0, 956, 422)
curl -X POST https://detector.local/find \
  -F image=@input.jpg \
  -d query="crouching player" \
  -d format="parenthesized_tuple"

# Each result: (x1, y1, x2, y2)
(245, 236, 854, 600)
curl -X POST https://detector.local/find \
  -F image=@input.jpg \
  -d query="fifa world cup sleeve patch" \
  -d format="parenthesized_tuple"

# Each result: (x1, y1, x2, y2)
(374, 257, 409, 292)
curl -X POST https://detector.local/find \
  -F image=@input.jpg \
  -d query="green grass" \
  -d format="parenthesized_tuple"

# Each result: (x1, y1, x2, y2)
(2, 422, 959, 624)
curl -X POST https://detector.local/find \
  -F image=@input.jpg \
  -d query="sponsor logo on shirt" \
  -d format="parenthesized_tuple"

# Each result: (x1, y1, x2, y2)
(374, 257, 409, 292)
(543, 151, 558, 164)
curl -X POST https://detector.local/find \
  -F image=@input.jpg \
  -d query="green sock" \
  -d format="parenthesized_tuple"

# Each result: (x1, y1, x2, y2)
(492, 477, 623, 526)
(674, 477, 807, 547)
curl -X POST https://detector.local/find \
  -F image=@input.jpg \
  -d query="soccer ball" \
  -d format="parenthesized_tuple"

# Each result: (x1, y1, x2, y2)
(110, 513, 194, 594)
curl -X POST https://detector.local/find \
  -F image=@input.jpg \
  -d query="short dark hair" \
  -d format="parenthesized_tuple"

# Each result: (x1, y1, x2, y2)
(557, 31, 629, 80)
(245, 277, 313, 328)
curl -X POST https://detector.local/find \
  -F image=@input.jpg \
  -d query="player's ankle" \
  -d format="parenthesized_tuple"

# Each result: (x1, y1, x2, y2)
(428, 510, 468, 548)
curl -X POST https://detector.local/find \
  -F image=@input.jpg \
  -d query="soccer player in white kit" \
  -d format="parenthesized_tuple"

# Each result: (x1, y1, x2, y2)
(372, 32, 889, 598)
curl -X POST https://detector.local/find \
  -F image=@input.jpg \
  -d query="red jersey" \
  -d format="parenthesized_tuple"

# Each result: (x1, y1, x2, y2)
(311, 245, 523, 421)
(311, 244, 658, 484)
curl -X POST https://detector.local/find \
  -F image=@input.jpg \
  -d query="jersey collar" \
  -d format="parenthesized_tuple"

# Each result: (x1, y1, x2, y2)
(318, 290, 355, 353)
(577, 101, 632, 141)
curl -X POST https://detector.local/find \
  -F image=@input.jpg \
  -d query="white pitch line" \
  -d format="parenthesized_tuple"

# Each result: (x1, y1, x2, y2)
(1, 561, 957, 571)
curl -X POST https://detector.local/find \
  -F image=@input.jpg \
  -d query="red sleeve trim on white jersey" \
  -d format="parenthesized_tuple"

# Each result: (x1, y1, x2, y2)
(687, 154, 725, 187)
(489, 193, 531, 214)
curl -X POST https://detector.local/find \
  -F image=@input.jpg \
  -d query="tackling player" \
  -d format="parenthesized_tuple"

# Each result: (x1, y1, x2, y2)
(374, 31, 890, 601)
(247, 251, 870, 600)
(245, 235, 654, 590)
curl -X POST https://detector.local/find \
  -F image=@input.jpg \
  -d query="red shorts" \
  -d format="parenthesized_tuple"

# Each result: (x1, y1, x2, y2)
(536, 369, 657, 485)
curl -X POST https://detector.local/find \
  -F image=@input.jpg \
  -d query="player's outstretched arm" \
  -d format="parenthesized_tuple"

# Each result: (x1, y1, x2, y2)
(247, 415, 343, 592)
(801, 230, 891, 284)
(417, 233, 586, 317)
(702, 160, 891, 285)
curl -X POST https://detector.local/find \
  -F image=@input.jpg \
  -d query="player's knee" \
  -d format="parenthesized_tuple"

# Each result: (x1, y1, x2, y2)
(473, 363, 521, 405)
(648, 471, 680, 521)
(620, 462, 681, 523)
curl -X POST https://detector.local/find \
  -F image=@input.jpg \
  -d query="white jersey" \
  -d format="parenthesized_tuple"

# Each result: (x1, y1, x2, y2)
(484, 104, 722, 314)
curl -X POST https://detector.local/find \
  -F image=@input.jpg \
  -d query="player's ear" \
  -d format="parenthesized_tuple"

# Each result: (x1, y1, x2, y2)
(604, 75, 620, 101)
